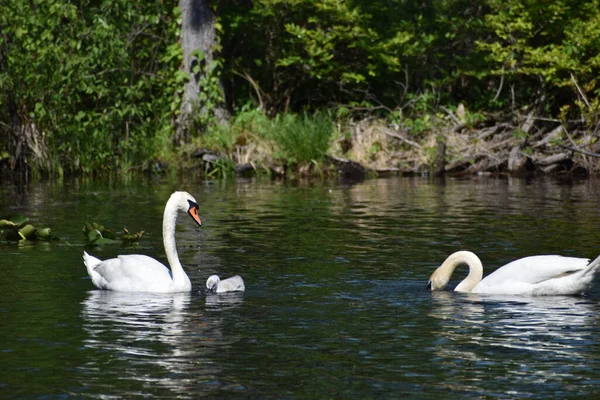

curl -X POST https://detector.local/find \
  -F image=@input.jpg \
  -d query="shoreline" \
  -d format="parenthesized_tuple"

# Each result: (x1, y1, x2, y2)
(185, 117, 600, 181)
(2, 115, 599, 182)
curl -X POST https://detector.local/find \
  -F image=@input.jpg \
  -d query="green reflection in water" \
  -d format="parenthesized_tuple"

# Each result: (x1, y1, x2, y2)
(1, 176, 600, 398)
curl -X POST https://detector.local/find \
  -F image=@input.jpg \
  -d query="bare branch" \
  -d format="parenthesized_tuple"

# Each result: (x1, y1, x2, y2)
(233, 70, 264, 111)
(439, 106, 460, 125)
(386, 131, 423, 149)
(493, 66, 504, 102)
(557, 144, 600, 158)
(570, 73, 591, 111)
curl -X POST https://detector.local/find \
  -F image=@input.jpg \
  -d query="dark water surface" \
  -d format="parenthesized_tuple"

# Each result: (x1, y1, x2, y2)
(2, 176, 600, 398)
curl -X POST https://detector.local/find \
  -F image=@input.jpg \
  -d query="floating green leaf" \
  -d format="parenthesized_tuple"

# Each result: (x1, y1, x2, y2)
(6, 214, 29, 229)
(102, 228, 117, 240)
(0, 214, 56, 243)
(18, 224, 36, 241)
(34, 227, 54, 241)
(83, 222, 142, 246)
(0, 219, 17, 229)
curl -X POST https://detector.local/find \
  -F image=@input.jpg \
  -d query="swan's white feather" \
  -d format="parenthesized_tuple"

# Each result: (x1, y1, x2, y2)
(87, 254, 176, 292)
(431, 251, 600, 296)
(207, 274, 245, 293)
(473, 255, 591, 294)
(82, 191, 200, 293)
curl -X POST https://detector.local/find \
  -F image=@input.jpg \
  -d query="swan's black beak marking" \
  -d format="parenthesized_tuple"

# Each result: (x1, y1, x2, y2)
(187, 200, 202, 227)
(427, 280, 432, 290)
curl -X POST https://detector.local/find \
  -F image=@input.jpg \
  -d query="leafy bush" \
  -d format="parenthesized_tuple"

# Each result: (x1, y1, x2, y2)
(0, 0, 182, 174)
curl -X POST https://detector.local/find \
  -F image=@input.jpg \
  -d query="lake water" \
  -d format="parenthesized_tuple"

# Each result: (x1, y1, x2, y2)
(2, 176, 600, 398)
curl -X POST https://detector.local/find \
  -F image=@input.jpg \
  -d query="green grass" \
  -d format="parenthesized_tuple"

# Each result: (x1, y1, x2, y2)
(198, 109, 335, 168)
(266, 112, 334, 164)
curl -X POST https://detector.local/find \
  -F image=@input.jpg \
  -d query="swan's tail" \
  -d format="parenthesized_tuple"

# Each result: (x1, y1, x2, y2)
(577, 254, 600, 294)
(585, 254, 600, 277)
(83, 251, 102, 272)
(83, 251, 109, 290)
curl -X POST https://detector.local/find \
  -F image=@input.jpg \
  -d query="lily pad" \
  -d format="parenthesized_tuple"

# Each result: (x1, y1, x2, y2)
(0, 215, 56, 243)
(0, 219, 17, 229)
(83, 222, 122, 246)
(83, 222, 145, 246)
(86, 229, 117, 246)
(102, 228, 117, 240)
(34, 227, 55, 241)
(5, 214, 29, 229)
(18, 224, 36, 240)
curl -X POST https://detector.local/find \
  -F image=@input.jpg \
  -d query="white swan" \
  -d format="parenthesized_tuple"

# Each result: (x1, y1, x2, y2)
(428, 250, 600, 296)
(206, 275, 245, 293)
(83, 191, 202, 293)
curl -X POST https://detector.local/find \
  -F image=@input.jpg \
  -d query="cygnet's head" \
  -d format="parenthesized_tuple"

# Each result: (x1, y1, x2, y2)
(206, 275, 221, 291)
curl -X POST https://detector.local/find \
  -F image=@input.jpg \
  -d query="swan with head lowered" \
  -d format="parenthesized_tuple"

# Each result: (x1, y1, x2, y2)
(206, 275, 245, 293)
(428, 250, 600, 296)
(83, 191, 202, 293)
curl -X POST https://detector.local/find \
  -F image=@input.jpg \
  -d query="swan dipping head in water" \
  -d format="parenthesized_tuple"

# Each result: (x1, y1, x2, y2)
(83, 191, 202, 293)
(428, 250, 600, 296)
(206, 274, 245, 293)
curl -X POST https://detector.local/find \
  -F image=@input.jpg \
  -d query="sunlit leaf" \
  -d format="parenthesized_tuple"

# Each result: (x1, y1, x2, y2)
(34, 227, 54, 241)
(0, 219, 17, 229)
(18, 224, 36, 240)
(5, 214, 29, 228)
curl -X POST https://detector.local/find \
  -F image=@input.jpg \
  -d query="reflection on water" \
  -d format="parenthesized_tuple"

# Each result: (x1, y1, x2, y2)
(430, 292, 597, 352)
(3, 177, 600, 398)
(429, 291, 600, 396)
(205, 292, 246, 309)
(81, 290, 245, 396)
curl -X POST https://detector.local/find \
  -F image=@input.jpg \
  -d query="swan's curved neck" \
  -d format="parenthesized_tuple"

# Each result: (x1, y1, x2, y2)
(432, 251, 483, 292)
(163, 196, 190, 287)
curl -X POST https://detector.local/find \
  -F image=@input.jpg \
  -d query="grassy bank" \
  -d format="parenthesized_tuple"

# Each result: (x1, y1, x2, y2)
(3, 105, 598, 182)
(174, 104, 600, 180)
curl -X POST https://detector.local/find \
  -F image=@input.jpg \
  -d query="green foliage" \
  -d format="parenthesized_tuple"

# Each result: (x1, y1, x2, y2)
(0, 215, 57, 242)
(2, 0, 599, 177)
(0, 0, 182, 174)
(82, 222, 144, 246)
(218, 0, 409, 114)
(266, 112, 334, 164)
(478, 0, 600, 117)
(205, 157, 237, 179)
(512, 130, 529, 141)
(218, 0, 600, 122)
(194, 108, 334, 171)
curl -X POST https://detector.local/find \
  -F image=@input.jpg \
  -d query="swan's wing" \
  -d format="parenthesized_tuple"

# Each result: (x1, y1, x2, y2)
(217, 275, 245, 293)
(475, 255, 590, 293)
(93, 255, 173, 292)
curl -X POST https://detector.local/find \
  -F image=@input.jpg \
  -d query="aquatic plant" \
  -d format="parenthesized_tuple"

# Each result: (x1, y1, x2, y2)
(83, 222, 144, 246)
(0, 215, 57, 242)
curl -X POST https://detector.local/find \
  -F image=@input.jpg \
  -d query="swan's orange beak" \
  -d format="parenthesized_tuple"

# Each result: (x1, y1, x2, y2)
(188, 206, 202, 227)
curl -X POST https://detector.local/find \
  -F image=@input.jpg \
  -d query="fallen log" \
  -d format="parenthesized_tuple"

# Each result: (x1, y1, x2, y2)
(535, 152, 570, 166)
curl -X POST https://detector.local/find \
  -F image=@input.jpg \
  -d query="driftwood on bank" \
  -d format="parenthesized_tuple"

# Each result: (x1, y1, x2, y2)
(335, 113, 600, 177)
(187, 111, 600, 179)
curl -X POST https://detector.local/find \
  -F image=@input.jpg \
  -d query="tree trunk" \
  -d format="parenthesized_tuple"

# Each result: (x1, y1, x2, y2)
(175, 0, 229, 145)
